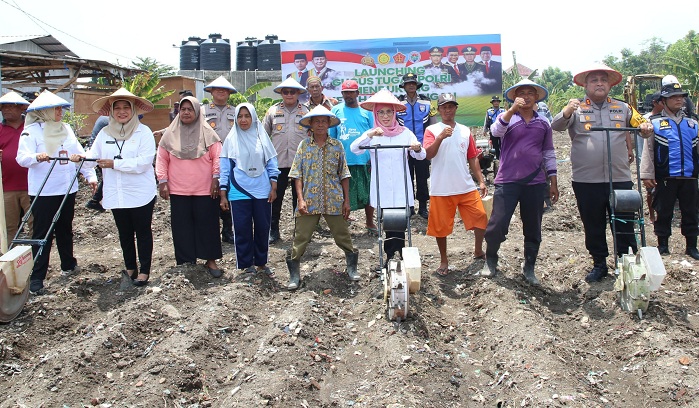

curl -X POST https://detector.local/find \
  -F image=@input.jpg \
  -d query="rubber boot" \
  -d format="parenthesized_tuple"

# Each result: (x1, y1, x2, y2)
(346, 249, 360, 281)
(286, 257, 301, 290)
(480, 255, 498, 278)
(522, 243, 540, 286)
(585, 257, 608, 283)
(220, 209, 234, 243)
(685, 236, 699, 260)
(657, 236, 670, 255)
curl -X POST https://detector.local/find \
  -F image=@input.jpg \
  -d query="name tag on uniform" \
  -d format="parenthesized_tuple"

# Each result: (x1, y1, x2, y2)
(106, 140, 116, 144)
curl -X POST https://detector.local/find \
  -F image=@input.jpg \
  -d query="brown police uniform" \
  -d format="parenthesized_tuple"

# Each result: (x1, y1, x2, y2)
(203, 103, 236, 142)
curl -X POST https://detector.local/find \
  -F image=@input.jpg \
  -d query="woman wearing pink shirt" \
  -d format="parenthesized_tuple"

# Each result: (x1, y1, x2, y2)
(156, 96, 223, 277)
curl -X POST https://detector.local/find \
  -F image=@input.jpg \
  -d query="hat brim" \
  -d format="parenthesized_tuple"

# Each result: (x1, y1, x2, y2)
(91, 94, 154, 116)
(573, 68, 623, 87)
(399, 80, 423, 90)
(359, 89, 407, 112)
(300, 114, 341, 128)
(504, 83, 548, 103)
(661, 90, 689, 98)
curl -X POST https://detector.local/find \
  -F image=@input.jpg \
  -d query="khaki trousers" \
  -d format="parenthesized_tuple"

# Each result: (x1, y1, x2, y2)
(291, 214, 354, 261)
(3, 190, 32, 243)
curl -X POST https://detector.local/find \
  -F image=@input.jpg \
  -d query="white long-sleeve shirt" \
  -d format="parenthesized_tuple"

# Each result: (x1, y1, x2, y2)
(16, 122, 97, 196)
(82, 123, 157, 209)
(350, 128, 426, 209)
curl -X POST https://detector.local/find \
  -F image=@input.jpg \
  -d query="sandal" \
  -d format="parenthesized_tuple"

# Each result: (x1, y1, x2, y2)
(435, 266, 450, 277)
(472, 253, 486, 260)
(366, 226, 379, 236)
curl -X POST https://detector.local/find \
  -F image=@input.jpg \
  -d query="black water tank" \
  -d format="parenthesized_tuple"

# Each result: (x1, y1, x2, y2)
(179, 36, 201, 70)
(200, 33, 231, 71)
(257, 34, 284, 71)
(236, 37, 258, 71)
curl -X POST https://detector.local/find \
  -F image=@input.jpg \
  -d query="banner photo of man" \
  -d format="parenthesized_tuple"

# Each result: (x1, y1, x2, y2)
(281, 34, 502, 126)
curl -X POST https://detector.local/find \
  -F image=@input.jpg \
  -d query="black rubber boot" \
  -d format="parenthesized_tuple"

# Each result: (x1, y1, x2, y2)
(269, 228, 280, 244)
(657, 236, 670, 255)
(685, 236, 699, 260)
(286, 257, 301, 290)
(346, 249, 360, 281)
(522, 243, 540, 286)
(585, 257, 608, 283)
(221, 209, 234, 243)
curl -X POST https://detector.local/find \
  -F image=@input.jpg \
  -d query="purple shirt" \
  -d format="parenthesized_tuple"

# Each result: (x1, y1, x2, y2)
(491, 112, 556, 185)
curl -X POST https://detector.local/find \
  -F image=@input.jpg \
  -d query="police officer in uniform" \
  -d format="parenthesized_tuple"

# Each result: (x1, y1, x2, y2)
(484, 96, 506, 159)
(422, 46, 450, 88)
(203, 76, 238, 243)
(397, 73, 436, 218)
(263, 78, 310, 243)
(640, 77, 699, 259)
(552, 64, 646, 283)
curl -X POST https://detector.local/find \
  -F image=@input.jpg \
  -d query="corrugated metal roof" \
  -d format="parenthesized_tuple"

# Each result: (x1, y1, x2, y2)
(0, 35, 78, 58)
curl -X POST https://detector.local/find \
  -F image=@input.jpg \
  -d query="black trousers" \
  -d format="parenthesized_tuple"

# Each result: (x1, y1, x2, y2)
(408, 156, 430, 203)
(489, 134, 501, 160)
(484, 183, 546, 255)
(111, 197, 156, 275)
(652, 178, 699, 238)
(271, 167, 298, 231)
(231, 198, 272, 269)
(30, 193, 77, 282)
(170, 195, 222, 264)
(572, 181, 637, 259)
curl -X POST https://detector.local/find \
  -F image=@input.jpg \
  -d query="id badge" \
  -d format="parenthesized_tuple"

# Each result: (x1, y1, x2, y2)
(58, 149, 69, 165)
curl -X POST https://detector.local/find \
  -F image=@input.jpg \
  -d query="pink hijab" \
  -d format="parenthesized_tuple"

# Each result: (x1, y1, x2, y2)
(373, 103, 405, 137)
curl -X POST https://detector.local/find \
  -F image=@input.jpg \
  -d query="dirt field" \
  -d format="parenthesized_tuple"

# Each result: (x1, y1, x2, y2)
(1, 130, 698, 407)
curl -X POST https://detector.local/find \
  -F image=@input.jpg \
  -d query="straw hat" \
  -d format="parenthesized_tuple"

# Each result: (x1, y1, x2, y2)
(299, 106, 340, 128)
(274, 77, 307, 94)
(504, 79, 548, 103)
(204, 76, 238, 93)
(91, 88, 154, 116)
(0, 91, 29, 105)
(26, 90, 70, 112)
(359, 89, 406, 112)
(573, 64, 623, 87)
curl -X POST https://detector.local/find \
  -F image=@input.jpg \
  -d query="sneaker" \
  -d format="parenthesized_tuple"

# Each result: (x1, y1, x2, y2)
(418, 207, 429, 219)
(85, 200, 105, 212)
(61, 264, 81, 276)
(585, 265, 609, 283)
(29, 280, 46, 296)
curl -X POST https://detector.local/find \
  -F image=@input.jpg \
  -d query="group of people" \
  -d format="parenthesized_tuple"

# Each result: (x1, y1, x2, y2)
(2, 62, 698, 295)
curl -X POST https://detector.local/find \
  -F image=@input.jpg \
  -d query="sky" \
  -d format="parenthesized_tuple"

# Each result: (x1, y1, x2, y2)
(1, 0, 698, 76)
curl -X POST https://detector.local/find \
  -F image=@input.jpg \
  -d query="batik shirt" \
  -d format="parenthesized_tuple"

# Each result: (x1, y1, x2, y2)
(289, 137, 350, 216)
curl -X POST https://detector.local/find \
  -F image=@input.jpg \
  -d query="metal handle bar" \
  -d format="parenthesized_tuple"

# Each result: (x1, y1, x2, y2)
(359, 145, 414, 150)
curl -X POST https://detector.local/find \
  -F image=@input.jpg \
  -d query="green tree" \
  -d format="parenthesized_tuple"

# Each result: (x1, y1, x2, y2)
(130, 57, 176, 77)
(603, 37, 668, 98)
(228, 82, 279, 115)
(536, 67, 573, 94)
(664, 31, 699, 100)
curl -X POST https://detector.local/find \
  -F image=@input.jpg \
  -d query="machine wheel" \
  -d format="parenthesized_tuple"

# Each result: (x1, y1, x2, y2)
(0, 274, 29, 323)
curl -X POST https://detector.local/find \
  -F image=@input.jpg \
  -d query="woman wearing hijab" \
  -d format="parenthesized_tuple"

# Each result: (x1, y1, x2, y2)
(219, 103, 280, 275)
(16, 91, 98, 295)
(155, 96, 223, 277)
(71, 88, 157, 286)
(350, 89, 425, 266)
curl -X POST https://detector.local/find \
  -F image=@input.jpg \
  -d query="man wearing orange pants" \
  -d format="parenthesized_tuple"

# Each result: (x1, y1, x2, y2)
(424, 93, 488, 277)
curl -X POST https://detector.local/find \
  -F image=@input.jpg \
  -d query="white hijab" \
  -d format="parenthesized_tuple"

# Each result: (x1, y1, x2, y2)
(222, 103, 277, 178)
(25, 108, 68, 156)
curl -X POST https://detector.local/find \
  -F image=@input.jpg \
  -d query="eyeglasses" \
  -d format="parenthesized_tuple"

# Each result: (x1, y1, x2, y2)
(377, 110, 394, 116)
(281, 89, 297, 95)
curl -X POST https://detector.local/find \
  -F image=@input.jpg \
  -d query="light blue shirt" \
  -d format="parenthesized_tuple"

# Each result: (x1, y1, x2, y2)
(329, 104, 374, 165)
